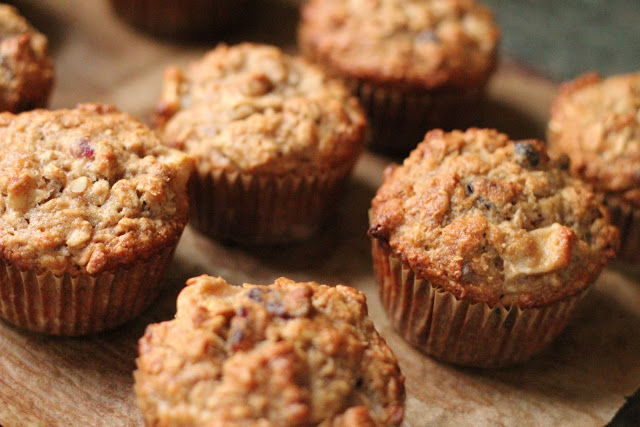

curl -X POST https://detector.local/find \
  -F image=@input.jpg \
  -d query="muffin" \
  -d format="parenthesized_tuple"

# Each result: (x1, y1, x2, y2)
(368, 128, 618, 367)
(0, 104, 192, 335)
(154, 43, 367, 245)
(298, 0, 499, 155)
(135, 275, 405, 426)
(548, 72, 640, 261)
(0, 4, 54, 112)
(109, 0, 250, 38)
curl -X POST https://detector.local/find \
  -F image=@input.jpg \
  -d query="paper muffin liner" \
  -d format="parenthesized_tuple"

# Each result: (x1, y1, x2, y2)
(371, 239, 588, 367)
(189, 163, 354, 245)
(346, 79, 485, 156)
(0, 246, 175, 336)
(604, 195, 640, 262)
(109, 0, 249, 38)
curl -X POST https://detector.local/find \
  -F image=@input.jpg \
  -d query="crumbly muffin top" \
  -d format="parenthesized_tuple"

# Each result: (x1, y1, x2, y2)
(0, 4, 54, 112)
(369, 129, 618, 307)
(0, 104, 192, 275)
(548, 72, 640, 206)
(154, 43, 367, 175)
(299, 0, 499, 89)
(135, 276, 405, 426)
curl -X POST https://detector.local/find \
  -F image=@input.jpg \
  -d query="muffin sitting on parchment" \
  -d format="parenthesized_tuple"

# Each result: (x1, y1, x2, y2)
(0, 3, 54, 112)
(135, 275, 405, 426)
(298, 0, 499, 155)
(154, 43, 367, 245)
(0, 104, 192, 335)
(369, 128, 618, 367)
(548, 71, 640, 261)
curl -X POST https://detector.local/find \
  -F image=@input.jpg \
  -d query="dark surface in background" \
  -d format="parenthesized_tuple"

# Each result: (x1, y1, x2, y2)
(607, 390, 640, 426)
(482, 0, 640, 81)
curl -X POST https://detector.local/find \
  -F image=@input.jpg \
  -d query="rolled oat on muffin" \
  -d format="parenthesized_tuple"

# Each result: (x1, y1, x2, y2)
(153, 43, 367, 245)
(0, 3, 54, 112)
(0, 104, 192, 335)
(135, 275, 405, 426)
(548, 71, 640, 262)
(368, 128, 618, 367)
(298, 0, 499, 155)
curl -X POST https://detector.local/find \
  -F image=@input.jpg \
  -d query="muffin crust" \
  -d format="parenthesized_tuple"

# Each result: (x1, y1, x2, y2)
(154, 43, 366, 175)
(0, 4, 54, 112)
(548, 72, 640, 207)
(299, 0, 499, 89)
(0, 104, 192, 275)
(135, 276, 405, 426)
(369, 128, 618, 307)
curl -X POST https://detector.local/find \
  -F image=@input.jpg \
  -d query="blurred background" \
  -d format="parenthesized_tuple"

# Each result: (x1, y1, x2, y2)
(11, 0, 640, 82)
(481, 0, 640, 81)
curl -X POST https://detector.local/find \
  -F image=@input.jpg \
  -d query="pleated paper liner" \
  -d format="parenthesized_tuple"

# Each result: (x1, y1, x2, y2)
(605, 195, 640, 262)
(109, 0, 249, 38)
(0, 246, 174, 336)
(371, 239, 588, 368)
(346, 78, 486, 156)
(189, 163, 354, 245)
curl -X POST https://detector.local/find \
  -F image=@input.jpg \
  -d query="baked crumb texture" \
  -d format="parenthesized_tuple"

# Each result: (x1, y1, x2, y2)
(369, 128, 618, 366)
(135, 276, 405, 426)
(154, 43, 367, 244)
(548, 71, 640, 260)
(0, 4, 54, 112)
(155, 43, 365, 175)
(0, 104, 192, 335)
(298, 0, 499, 154)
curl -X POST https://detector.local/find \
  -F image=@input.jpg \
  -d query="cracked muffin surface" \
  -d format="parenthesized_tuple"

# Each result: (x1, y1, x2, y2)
(0, 4, 54, 112)
(154, 43, 366, 175)
(298, 0, 499, 89)
(369, 128, 618, 307)
(0, 104, 192, 275)
(135, 275, 405, 426)
(548, 72, 640, 207)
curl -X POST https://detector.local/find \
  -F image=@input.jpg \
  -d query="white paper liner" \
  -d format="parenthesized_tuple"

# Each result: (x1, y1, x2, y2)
(189, 163, 354, 245)
(372, 239, 587, 367)
(0, 246, 174, 336)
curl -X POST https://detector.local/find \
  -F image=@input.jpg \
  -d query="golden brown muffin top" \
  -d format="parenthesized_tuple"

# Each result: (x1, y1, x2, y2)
(298, 0, 499, 90)
(0, 104, 192, 275)
(135, 275, 405, 427)
(0, 4, 54, 112)
(154, 43, 367, 175)
(369, 128, 618, 308)
(548, 72, 640, 206)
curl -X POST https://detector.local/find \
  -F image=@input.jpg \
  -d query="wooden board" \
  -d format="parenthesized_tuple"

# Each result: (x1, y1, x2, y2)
(1, 1, 639, 426)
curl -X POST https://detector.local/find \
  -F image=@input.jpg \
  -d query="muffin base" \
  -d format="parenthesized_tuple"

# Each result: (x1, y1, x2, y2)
(189, 164, 354, 245)
(109, 0, 249, 38)
(0, 247, 174, 336)
(605, 195, 640, 262)
(372, 239, 587, 367)
(347, 79, 485, 156)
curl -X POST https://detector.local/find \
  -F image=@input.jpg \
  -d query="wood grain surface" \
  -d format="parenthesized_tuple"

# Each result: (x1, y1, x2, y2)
(1, 1, 639, 426)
